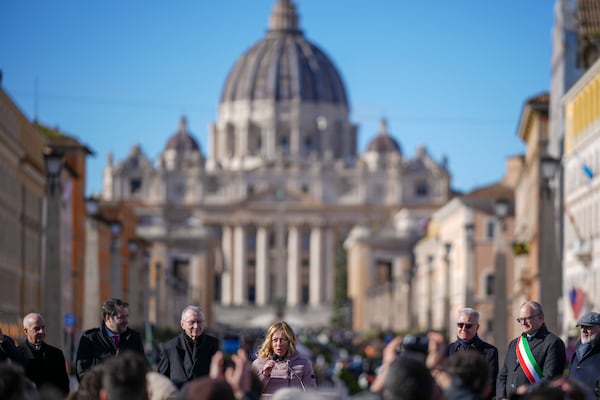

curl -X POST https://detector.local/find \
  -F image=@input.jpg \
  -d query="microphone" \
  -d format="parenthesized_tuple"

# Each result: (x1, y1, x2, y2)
(286, 360, 306, 391)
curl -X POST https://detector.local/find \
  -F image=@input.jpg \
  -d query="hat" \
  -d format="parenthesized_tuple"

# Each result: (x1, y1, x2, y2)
(576, 312, 600, 327)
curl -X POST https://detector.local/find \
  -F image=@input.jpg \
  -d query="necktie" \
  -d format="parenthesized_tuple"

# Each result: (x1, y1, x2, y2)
(113, 335, 119, 348)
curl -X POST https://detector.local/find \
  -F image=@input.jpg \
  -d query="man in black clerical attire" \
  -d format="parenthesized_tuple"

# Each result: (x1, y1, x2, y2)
(19, 313, 70, 395)
(158, 305, 219, 389)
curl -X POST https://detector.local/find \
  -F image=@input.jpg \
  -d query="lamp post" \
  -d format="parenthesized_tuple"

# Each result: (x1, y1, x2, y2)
(43, 147, 64, 349)
(83, 196, 102, 330)
(493, 198, 509, 352)
(426, 254, 434, 330)
(464, 222, 475, 308)
(540, 155, 562, 332)
(110, 221, 122, 299)
(443, 242, 452, 338)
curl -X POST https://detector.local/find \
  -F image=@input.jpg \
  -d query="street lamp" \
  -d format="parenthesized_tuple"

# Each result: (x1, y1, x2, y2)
(85, 196, 99, 217)
(443, 242, 452, 338)
(540, 156, 561, 196)
(42, 147, 64, 349)
(539, 155, 562, 332)
(493, 197, 510, 353)
(464, 222, 475, 308)
(426, 254, 434, 330)
(110, 221, 122, 298)
(82, 196, 102, 330)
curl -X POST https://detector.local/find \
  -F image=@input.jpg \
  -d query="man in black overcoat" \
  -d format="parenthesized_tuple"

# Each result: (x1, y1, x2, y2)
(159, 305, 219, 389)
(447, 307, 498, 399)
(75, 298, 145, 381)
(19, 313, 70, 395)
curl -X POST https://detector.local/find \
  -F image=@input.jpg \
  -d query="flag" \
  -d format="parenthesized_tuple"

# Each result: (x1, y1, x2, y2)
(582, 164, 594, 180)
(569, 286, 586, 319)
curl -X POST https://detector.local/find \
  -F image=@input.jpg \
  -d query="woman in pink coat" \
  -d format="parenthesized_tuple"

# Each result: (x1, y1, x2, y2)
(251, 321, 316, 398)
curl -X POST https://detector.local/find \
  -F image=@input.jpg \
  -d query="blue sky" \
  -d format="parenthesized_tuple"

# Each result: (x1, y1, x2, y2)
(1, 1, 555, 195)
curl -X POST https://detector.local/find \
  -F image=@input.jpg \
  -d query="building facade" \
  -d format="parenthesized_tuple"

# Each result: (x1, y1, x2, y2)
(0, 86, 46, 339)
(101, 0, 451, 329)
(410, 160, 518, 361)
(562, 57, 600, 338)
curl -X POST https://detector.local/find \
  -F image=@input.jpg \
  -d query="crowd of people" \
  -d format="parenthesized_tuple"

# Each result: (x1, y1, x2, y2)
(1, 298, 600, 400)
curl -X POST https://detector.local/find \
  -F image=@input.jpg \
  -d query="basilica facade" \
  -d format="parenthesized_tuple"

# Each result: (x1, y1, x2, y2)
(101, 0, 452, 329)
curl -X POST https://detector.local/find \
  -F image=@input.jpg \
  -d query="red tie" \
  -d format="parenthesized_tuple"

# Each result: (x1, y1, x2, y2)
(113, 335, 119, 348)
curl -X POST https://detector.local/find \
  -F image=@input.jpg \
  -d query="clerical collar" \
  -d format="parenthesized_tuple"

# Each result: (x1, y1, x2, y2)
(26, 341, 42, 351)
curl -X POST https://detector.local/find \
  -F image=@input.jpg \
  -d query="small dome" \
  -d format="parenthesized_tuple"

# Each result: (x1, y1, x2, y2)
(366, 119, 401, 154)
(220, 0, 348, 106)
(164, 116, 200, 153)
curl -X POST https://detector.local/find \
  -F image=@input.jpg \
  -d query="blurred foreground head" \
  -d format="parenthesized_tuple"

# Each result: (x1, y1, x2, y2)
(384, 356, 435, 400)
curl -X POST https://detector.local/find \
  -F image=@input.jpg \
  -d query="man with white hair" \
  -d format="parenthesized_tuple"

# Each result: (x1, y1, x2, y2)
(159, 305, 219, 389)
(19, 313, 70, 395)
(568, 311, 600, 397)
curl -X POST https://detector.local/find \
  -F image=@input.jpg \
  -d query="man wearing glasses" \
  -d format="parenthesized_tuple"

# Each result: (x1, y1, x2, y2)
(567, 311, 600, 397)
(159, 305, 219, 389)
(76, 298, 145, 382)
(497, 301, 565, 400)
(447, 308, 498, 399)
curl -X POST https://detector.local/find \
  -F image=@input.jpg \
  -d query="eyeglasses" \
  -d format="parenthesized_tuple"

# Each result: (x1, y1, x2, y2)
(457, 322, 474, 329)
(183, 320, 205, 326)
(516, 314, 539, 324)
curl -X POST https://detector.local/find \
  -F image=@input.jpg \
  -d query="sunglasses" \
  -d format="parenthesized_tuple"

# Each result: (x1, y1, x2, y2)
(457, 322, 474, 329)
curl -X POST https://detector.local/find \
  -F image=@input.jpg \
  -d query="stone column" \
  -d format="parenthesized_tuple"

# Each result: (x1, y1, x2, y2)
(309, 226, 324, 306)
(153, 242, 168, 326)
(188, 254, 202, 305)
(233, 225, 247, 305)
(236, 123, 248, 158)
(255, 225, 270, 305)
(324, 228, 336, 303)
(290, 124, 300, 157)
(83, 216, 100, 330)
(266, 124, 276, 159)
(221, 226, 233, 306)
(287, 225, 301, 306)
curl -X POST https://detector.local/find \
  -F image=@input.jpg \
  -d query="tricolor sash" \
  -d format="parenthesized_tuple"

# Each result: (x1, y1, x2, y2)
(516, 335, 543, 384)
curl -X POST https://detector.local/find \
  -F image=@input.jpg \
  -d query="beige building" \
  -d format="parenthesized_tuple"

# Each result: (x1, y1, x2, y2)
(561, 57, 600, 338)
(101, 0, 451, 329)
(409, 160, 519, 362)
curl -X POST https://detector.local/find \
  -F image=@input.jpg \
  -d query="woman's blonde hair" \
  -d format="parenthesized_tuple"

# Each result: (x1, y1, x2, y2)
(257, 321, 297, 360)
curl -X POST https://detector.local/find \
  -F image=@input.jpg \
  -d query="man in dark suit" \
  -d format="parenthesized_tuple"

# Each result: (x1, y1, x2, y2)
(75, 298, 145, 381)
(497, 301, 566, 399)
(19, 313, 70, 395)
(447, 307, 498, 399)
(159, 305, 219, 389)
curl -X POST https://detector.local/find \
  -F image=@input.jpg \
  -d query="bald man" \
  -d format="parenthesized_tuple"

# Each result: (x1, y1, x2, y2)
(19, 313, 70, 395)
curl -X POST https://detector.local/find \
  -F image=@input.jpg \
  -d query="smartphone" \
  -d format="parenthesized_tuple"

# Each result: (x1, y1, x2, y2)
(221, 334, 242, 370)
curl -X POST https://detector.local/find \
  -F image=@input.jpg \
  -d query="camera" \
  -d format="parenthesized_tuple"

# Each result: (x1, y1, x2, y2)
(401, 334, 429, 355)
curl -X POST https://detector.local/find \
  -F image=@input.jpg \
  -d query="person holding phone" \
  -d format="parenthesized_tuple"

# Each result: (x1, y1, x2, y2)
(251, 321, 316, 398)
(159, 305, 219, 389)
